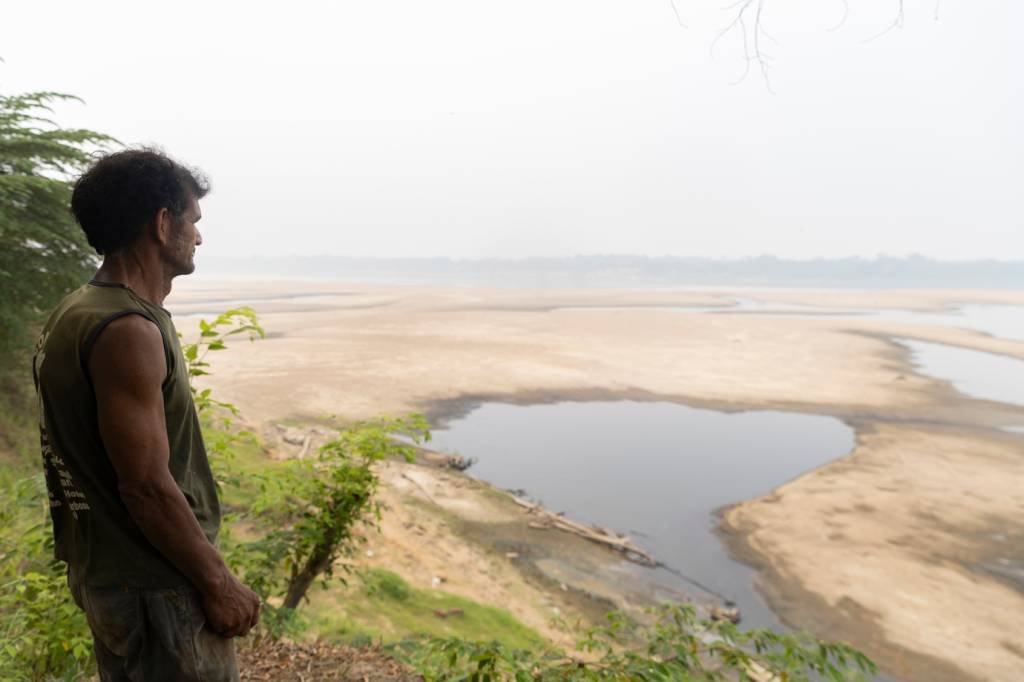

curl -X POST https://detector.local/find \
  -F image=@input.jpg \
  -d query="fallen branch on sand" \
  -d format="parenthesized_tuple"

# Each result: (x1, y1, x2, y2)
(511, 496, 659, 567)
(399, 472, 439, 506)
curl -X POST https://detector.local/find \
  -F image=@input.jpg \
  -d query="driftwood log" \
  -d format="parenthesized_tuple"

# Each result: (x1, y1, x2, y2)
(512, 496, 658, 567)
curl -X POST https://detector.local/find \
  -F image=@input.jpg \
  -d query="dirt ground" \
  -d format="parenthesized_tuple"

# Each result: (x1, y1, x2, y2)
(237, 639, 417, 681)
(169, 280, 1024, 681)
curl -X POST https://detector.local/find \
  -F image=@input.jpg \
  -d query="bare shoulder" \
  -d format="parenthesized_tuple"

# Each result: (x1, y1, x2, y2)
(89, 314, 167, 389)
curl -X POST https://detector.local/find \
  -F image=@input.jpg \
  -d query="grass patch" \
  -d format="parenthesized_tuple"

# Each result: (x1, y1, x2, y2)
(304, 568, 548, 651)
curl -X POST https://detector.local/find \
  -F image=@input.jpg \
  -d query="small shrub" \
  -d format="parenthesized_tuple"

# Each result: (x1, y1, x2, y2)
(222, 413, 430, 635)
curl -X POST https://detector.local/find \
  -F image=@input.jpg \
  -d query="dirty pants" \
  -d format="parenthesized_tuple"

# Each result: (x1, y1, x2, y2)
(69, 572, 239, 681)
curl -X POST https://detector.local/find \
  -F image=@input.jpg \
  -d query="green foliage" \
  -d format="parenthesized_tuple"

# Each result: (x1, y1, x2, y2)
(0, 91, 113, 363)
(180, 307, 265, 495)
(222, 414, 431, 624)
(0, 474, 93, 681)
(397, 603, 876, 681)
(180, 306, 264, 418)
(178, 307, 431, 643)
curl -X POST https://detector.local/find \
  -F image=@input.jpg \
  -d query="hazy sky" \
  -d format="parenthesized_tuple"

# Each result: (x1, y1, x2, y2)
(2, 1, 1020, 260)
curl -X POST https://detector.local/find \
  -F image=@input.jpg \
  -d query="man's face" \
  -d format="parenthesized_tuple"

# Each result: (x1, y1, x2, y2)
(166, 195, 203, 277)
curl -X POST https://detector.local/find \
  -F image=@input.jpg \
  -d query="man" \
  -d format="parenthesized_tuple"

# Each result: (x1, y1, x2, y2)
(32, 149, 260, 681)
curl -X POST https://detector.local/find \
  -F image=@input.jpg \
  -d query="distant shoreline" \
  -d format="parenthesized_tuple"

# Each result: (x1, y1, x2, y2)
(186, 254, 1024, 290)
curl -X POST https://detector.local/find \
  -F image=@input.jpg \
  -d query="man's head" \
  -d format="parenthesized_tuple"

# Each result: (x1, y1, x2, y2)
(71, 149, 210, 276)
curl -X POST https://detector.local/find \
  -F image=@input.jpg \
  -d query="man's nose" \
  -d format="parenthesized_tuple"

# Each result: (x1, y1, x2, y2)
(195, 229, 203, 246)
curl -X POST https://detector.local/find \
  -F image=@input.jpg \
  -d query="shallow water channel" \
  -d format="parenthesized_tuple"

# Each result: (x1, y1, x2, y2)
(429, 401, 856, 629)
(899, 338, 1024, 408)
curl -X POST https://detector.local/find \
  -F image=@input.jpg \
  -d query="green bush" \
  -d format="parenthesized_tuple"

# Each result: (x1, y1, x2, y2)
(0, 474, 94, 681)
(222, 414, 431, 617)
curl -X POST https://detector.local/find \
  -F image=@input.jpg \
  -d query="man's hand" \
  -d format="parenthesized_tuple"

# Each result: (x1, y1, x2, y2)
(201, 574, 261, 638)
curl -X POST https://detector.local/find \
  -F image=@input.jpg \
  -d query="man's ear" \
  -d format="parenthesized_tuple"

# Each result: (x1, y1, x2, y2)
(153, 207, 173, 247)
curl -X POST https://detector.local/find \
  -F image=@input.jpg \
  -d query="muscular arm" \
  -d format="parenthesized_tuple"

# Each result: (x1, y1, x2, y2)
(89, 314, 258, 637)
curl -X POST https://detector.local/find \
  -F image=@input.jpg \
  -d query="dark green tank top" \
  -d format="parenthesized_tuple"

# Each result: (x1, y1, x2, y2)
(32, 281, 220, 588)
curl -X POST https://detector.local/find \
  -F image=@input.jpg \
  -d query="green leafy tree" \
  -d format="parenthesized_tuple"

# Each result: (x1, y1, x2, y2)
(224, 414, 430, 628)
(0, 91, 113, 364)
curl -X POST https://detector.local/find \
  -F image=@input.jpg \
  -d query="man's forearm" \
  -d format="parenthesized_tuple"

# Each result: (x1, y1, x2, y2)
(119, 474, 230, 595)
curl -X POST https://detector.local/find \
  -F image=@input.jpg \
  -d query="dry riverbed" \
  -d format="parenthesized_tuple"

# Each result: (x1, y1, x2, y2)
(170, 280, 1024, 681)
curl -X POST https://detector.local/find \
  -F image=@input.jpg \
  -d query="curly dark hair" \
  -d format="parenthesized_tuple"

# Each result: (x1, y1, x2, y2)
(70, 148, 210, 255)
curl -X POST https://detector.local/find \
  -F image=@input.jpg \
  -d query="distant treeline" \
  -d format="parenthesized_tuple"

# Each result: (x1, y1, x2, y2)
(198, 254, 1024, 289)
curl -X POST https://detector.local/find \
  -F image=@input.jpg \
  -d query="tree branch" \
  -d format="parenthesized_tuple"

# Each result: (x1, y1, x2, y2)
(863, 0, 905, 42)
(668, 0, 687, 28)
(827, 0, 850, 32)
(712, 0, 773, 91)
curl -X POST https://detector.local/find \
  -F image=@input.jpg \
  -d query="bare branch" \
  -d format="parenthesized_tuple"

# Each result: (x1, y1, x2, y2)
(758, 17, 780, 47)
(712, 0, 745, 58)
(711, 0, 752, 60)
(827, 0, 850, 32)
(753, 0, 774, 92)
(668, 0, 687, 29)
(863, 0, 905, 43)
(700, 0, 930, 87)
(712, 0, 772, 91)
(728, 5, 753, 85)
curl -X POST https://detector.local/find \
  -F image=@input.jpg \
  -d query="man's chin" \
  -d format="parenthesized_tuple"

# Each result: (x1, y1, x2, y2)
(172, 259, 196, 278)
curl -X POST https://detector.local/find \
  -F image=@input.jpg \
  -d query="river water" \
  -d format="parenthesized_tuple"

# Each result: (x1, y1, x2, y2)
(429, 401, 854, 629)
(898, 338, 1024, 407)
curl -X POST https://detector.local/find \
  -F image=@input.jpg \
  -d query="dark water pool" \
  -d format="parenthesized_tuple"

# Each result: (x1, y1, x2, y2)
(429, 400, 855, 629)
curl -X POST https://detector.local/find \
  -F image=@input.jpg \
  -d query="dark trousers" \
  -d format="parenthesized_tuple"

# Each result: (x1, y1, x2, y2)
(69, 574, 239, 681)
